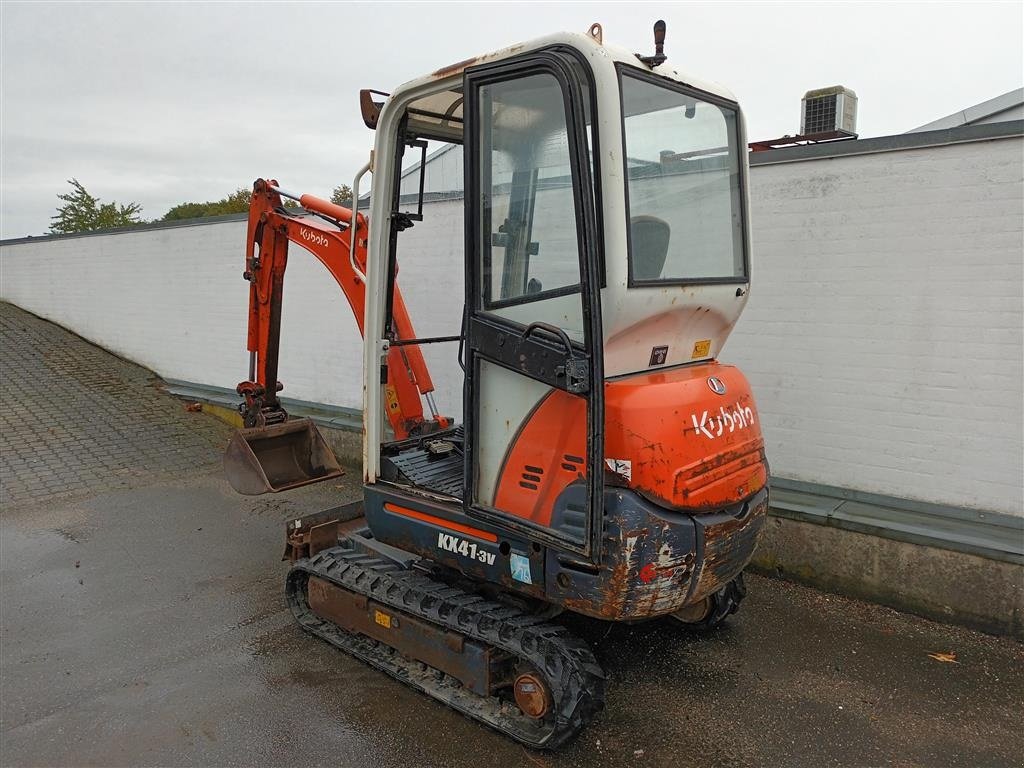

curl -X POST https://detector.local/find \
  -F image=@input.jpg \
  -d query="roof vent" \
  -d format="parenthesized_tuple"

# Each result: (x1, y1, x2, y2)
(801, 86, 858, 137)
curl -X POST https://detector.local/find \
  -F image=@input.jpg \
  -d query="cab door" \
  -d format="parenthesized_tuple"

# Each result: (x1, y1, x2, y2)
(463, 52, 603, 559)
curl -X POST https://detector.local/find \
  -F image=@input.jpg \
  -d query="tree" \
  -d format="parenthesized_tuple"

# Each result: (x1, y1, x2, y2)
(50, 179, 143, 234)
(330, 184, 353, 207)
(162, 187, 252, 221)
(162, 186, 298, 221)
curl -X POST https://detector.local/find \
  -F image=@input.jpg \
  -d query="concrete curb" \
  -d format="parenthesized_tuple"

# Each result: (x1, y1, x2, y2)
(751, 517, 1023, 639)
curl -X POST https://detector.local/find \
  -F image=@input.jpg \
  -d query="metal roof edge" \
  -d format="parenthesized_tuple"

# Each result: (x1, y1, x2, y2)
(770, 477, 1023, 530)
(908, 86, 1024, 133)
(749, 120, 1024, 167)
(399, 142, 459, 180)
(355, 143, 460, 202)
(163, 379, 362, 432)
(770, 476, 1023, 565)
(0, 212, 250, 248)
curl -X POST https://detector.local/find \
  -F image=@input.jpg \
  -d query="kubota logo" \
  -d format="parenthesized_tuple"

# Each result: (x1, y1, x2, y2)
(690, 404, 755, 439)
(300, 227, 329, 248)
(707, 376, 727, 395)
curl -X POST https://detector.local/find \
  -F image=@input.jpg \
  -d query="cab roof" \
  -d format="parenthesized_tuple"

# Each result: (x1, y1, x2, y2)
(387, 29, 739, 141)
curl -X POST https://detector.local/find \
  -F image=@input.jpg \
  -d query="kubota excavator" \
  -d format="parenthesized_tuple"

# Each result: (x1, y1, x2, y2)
(223, 22, 769, 748)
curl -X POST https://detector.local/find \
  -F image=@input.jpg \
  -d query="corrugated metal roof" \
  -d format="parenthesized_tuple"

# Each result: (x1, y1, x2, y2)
(907, 87, 1024, 133)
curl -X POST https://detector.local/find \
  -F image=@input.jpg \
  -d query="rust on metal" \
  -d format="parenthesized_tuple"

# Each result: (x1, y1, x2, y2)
(689, 496, 768, 602)
(284, 510, 364, 562)
(431, 55, 484, 80)
(430, 45, 524, 80)
(223, 418, 343, 495)
(749, 129, 857, 152)
(307, 520, 340, 558)
(673, 441, 767, 506)
(561, 524, 651, 620)
(638, 19, 668, 68)
(359, 89, 389, 130)
(513, 672, 552, 720)
(562, 503, 768, 621)
(306, 576, 497, 696)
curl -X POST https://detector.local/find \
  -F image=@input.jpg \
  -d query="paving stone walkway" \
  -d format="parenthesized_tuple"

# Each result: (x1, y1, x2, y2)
(0, 302, 232, 506)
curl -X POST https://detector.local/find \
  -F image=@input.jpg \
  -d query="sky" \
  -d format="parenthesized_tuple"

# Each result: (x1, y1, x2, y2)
(1, 1, 1021, 239)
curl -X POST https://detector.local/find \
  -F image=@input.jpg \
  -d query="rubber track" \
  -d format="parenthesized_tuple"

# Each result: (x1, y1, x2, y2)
(286, 544, 605, 749)
(685, 573, 747, 631)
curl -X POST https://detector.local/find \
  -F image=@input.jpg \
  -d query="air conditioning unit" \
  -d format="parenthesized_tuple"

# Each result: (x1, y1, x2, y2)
(801, 86, 858, 137)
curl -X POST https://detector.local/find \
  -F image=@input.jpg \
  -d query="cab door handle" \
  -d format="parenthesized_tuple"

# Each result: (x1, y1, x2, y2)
(520, 322, 589, 394)
(521, 321, 574, 354)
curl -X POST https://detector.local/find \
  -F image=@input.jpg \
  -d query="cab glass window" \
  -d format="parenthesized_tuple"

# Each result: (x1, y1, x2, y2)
(621, 72, 747, 284)
(479, 73, 582, 308)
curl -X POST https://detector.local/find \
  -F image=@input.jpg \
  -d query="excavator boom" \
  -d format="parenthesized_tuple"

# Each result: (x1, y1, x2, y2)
(224, 178, 447, 494)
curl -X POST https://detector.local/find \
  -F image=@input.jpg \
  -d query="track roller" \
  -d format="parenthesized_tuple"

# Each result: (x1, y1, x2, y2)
(286, 541, 604, 749)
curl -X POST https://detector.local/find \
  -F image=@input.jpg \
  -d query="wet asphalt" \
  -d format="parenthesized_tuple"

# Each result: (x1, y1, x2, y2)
(1, 302, 1022, 767)
(2, 465, 1022, 768)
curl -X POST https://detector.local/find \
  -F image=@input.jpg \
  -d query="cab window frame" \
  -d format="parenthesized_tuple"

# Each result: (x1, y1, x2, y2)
(468, 50, 603, 312)
(463, 47, 607, 560)
(617, 65, 751, 288)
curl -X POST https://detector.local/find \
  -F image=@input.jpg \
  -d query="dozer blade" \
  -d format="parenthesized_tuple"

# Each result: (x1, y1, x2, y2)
(224, 418, 343, 495)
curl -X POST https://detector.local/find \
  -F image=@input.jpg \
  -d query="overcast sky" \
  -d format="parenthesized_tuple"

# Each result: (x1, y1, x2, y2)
(1, 1, 1021, 239)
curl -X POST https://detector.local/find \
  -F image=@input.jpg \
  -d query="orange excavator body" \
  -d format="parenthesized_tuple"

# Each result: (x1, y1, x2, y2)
(494, 362, 767, 526)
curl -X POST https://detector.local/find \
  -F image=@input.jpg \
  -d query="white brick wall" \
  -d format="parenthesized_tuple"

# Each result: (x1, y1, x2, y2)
(726, 136, 1023, 516)
(0, 220, 365, 409)
(2, 134, 1021, 516)
(0, 208, 470, 416)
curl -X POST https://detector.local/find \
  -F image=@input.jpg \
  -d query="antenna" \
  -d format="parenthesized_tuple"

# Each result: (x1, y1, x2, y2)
(638, 20, 667, 67)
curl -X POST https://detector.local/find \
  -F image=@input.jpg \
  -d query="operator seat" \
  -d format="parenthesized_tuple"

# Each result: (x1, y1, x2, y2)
(629, 215, 670, 280)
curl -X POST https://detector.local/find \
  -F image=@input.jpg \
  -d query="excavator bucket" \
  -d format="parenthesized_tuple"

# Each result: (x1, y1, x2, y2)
(224, 418, 344, 495)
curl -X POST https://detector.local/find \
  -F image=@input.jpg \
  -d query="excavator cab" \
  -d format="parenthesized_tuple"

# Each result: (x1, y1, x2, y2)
(357, 33, 763, 565)
(224, 23, 768, 748)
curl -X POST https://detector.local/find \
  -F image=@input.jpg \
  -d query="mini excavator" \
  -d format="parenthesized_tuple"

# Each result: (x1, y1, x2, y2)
(223, 22, 769, 749)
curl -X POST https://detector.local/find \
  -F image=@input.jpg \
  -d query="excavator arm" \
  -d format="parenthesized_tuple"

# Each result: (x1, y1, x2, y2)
(237, 178, 447, 440)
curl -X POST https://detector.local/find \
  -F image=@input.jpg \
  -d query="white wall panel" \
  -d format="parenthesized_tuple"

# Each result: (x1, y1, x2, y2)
(3, 134, 1021, 515)
(725, 136, 1023, 516)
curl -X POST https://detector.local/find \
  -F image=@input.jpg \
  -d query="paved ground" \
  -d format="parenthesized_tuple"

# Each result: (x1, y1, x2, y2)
(0, 304, 228, 506)
(2, 302, 1023, 768)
